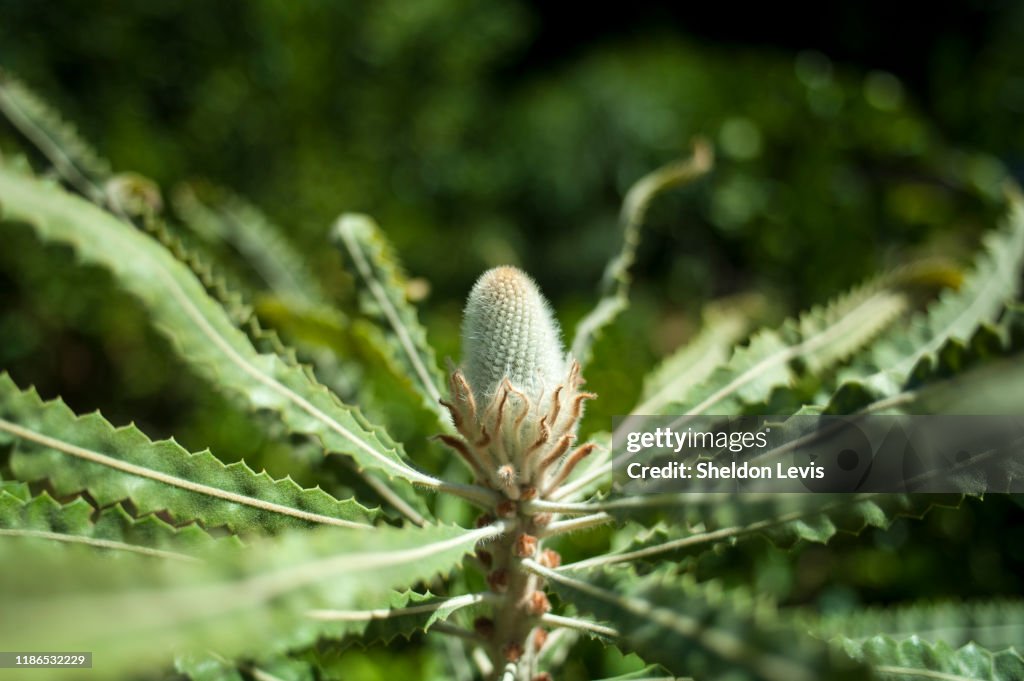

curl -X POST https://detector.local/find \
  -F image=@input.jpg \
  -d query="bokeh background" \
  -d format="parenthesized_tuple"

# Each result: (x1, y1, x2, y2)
(2, 2, 1023, 679)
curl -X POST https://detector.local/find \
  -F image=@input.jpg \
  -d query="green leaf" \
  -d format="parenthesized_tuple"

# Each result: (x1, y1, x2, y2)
(528, 561, 868, 681)
(0, 485, 227, 560)
(171, 186, 447, 432)
(573, 315, 1024, 564)
(332, 214, 446, 418)
(827, 196, 1024, 412)
(172, 182, 328, 307)
(662, 280, 910, 417)
(0, 68, 111, 203)
(828, 303, 1022, 418)
(810, 601, 1024, 651)
(0, 521, 502, 676)
(0, 162, 498, 519)
(551, 494, 960, 571)
(102, 175, 442, 519)
(836, 636, 1024, 681)
(548, 313, 1024, 571)
(561, 274, 918, 503)
(571, 141, 714, 367)
(176, 652, 316, 681)
(175, 652, 246, 681)
(0, 73, 355, 406)
(0, 373, 378, 533)
(592, 665, 684, 680)
(251, 297, 446, 434)
(565, 238, 1019, 503)
(865, 305, 1024, 416)
(305, 589, 489, 644)
(909, 355, 1024, 416)
(634, 293, 764, 416)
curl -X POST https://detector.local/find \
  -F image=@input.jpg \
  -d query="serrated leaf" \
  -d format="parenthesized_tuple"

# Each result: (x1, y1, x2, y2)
(171, 186, 445, 437)
(0, 163, 501, 520)
(254, 296, 435, 405)
(868, 306, 1024, 417)
(635, 293, 764, 416)
(0, 487, 226, 560)
(827, 196, 1024, 412)
(666, 281, 910, 416)
(305, 589, 488, 644)
(837, 636, 1024, 681)
(173, 182, 327, 307)
(573, 315, 1021, 563)
(251, 296, 445, 434)
(332, 214, 446, 418)
(556, 493, 960, 571)
(104, 176, 440, 520)
(627, 232, 962, 424)
(810, 601, 1024, 651)
(564, 276, 916, 503)
(0, 521, 501, 677)
(571, 141, 714, 367)
(0, 69, 111, 202)
(0, 476, 30, 500)
(587, 264, 965, 489)
(818, 326, 1013, 416)
(176, 652, 316, 681)
(592, 665, 682, 680)
(557, 316, 1024, 561)
(0, 75, 373, 428)
(593, 669, 681, 681)
(0, 373, 377, 533)
(530, 562, 868, 681)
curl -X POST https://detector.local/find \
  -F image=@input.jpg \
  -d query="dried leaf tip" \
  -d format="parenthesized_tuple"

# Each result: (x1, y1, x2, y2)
(461, 266, 566, 404)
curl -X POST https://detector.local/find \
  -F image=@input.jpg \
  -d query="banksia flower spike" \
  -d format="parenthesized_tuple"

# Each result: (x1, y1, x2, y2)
(440, 266, 596, 501)
(461, 266, 566, 404)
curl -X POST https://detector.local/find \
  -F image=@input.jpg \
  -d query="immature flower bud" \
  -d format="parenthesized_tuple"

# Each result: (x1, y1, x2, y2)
(526, 591, 551, 616)
(439, 266, 598, 500)
(515, 533, 539, 558)
(461, 266, 566, 403)
(538, 548, 562, 569)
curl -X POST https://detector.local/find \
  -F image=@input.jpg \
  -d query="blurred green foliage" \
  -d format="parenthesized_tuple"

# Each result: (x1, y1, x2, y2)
(1, 2, 1023, 679)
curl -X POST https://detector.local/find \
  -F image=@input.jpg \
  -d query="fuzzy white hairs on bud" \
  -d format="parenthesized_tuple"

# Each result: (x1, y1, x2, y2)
(440, 266, 597, 500)
(461, 266, 567, 404)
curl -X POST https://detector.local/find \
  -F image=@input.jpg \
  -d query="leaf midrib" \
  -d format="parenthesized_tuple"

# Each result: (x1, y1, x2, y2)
(0, 417, 371, 529)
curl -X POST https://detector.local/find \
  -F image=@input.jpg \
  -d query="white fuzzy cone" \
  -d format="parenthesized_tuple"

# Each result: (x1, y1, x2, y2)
(461, 266, 566, 405)
(440, 266, 596, 501)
